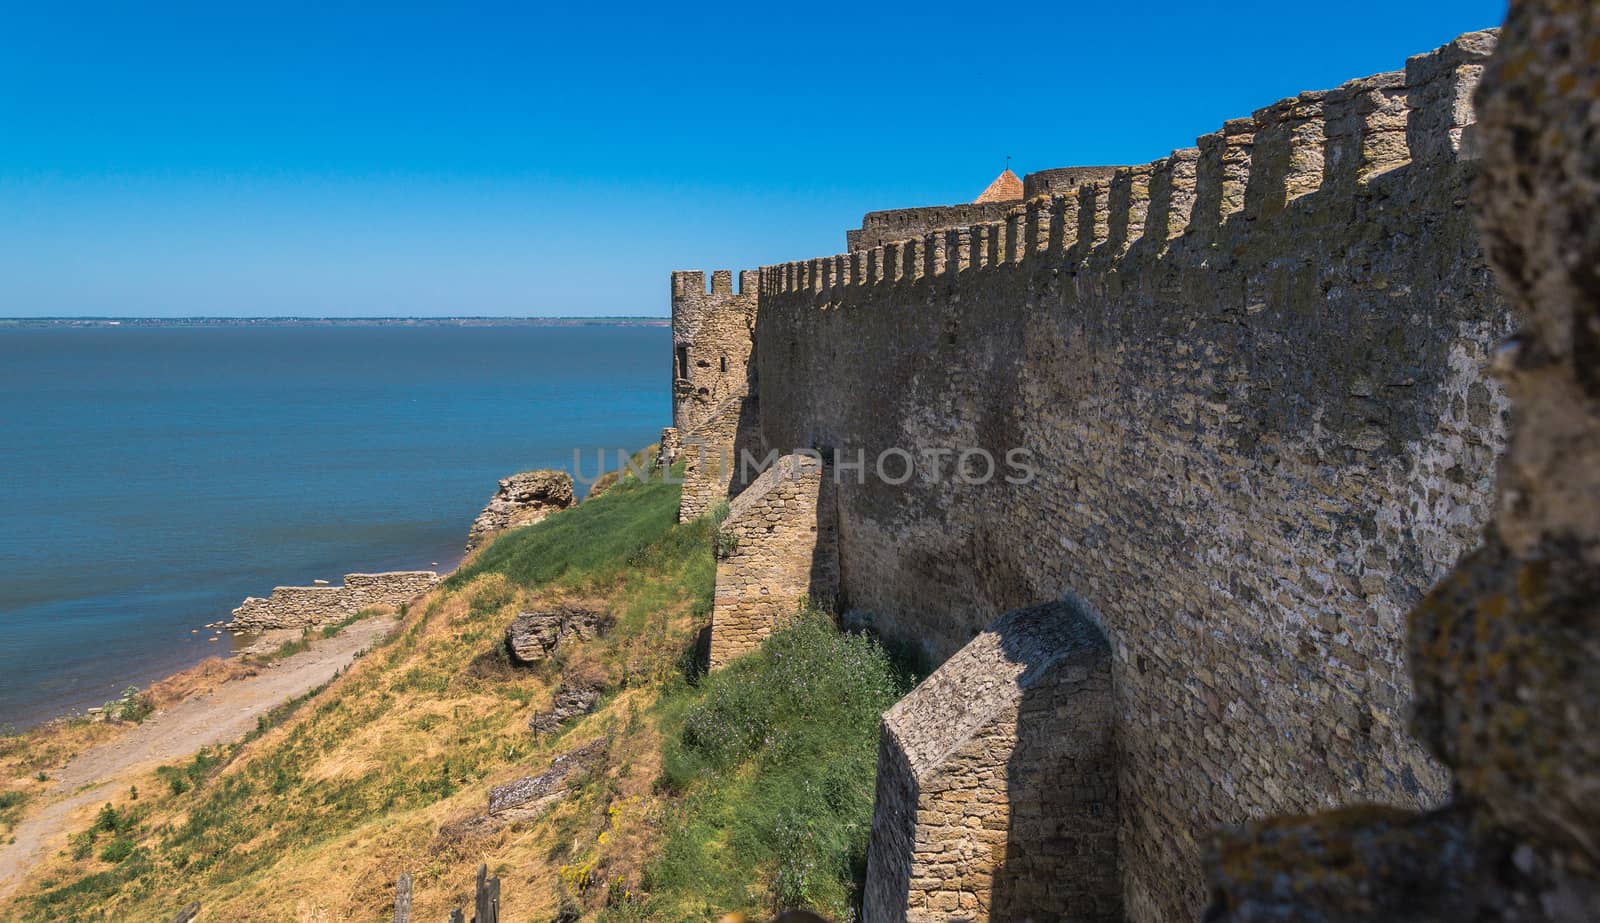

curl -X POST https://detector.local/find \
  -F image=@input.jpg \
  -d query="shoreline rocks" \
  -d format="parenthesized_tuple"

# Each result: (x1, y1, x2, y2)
(465, 470, 575, 553)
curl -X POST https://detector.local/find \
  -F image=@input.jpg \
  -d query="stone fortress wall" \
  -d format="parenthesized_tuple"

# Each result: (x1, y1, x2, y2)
(1020, 165, 1123, 199)
(229, 571, 439, 631)
(1209, 5, 1600, 918)
(735, 31, 1510, 921)
(847, 202, 1020, 253)
(709, 454, 838, 667)
(844, 168, 1124, 254)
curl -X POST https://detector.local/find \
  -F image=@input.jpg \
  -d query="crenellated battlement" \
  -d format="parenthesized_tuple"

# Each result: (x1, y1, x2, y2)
(667, 268, 761, 522)
(761, 31, 1495, 305)
(671, 268, 758, 298)
(669, 267, 758, 436)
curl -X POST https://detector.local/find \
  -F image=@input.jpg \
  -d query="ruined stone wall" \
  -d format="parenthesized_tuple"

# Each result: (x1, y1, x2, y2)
(672, 270, 760, 522)
(752, 33, 1511, 920)
(671, 269, 757, 434)
(675, 391, 762, 522)
(229, 571, 439, 631)
(708, 455, 838, 667)
(847, 202, 1020, 253)
(865, 600, 1118, 923)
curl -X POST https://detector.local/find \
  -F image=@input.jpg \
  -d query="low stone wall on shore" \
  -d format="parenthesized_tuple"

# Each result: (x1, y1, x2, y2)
(229, 571, 439, 631)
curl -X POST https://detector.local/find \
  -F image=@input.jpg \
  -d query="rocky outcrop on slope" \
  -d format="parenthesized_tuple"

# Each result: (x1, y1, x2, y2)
(465, 470, 575, 553)
(528, 682, 601, 734)
(437, 738, 610, 847)
(487, 737, 609, 815)
(504, 605, 611, 665)
(585, 469, 621, 500)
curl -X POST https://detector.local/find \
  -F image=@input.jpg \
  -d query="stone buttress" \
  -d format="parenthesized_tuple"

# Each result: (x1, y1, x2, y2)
(708, 454, 838, 667)
(864, 600, 1118, 923)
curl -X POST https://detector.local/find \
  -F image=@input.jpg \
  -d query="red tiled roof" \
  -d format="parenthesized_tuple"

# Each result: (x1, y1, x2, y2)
(974, 169, 1024, 203)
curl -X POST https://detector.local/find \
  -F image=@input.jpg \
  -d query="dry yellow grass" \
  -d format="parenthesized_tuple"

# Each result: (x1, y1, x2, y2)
(5, 471, 713, 922)
(0, 654, 259, 841)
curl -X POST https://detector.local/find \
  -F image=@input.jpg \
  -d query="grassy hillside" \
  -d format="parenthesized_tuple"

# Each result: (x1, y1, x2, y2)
(6, 462, 904, 922)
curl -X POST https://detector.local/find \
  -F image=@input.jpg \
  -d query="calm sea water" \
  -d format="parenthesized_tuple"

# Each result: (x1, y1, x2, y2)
(0, 323, 667, 729)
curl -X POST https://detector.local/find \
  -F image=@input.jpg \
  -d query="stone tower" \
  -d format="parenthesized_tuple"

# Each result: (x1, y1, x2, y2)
(665, 269, 759, 521)
(669, 269, 757, 434)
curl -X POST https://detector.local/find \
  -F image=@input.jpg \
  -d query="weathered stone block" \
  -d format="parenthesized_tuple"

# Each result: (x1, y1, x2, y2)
(504, 605, 610, 665)
(485, 737, 608, 815)
(466, 469, 575, 553)
(864, 600, 1118, 923)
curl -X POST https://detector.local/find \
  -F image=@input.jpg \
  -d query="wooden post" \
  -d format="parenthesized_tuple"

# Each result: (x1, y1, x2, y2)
(392, 873, 412, 923)
(474, 863, 501, 923)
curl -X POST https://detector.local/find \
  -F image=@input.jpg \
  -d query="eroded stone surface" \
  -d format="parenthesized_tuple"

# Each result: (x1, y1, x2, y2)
(504, 605, 610, 665)
(466, 469, 575, 553)
(528, 682, 601, 735)
(486, 736, 609, 815)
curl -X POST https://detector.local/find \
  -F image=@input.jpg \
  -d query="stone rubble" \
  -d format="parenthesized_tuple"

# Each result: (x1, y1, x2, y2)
(465, 469, 575, 553)
(504, 605, 610, 665)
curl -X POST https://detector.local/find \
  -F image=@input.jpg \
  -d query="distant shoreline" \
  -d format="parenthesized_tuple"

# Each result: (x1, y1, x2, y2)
(0, 316, 669, 328)
(0, 321, 664, 729)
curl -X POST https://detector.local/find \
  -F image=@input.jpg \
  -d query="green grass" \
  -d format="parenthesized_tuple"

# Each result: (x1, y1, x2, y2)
(452, 461, 687, 594)
(15, 452, 901, 922)
(246, 605, 386, 665)
(615, 612, 911, 921)
(251, 634, 311, 663)
(0, 789, 28, 834)
(16, 461, 712, 922)
(320, 606, 382, 639)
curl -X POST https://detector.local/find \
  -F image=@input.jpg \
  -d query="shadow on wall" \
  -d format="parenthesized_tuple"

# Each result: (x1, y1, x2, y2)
(993, 595, 1120, 922)
(728, 374, 764, 505)
(810, 467, 839, 613)
(862, 598, 1119, 922)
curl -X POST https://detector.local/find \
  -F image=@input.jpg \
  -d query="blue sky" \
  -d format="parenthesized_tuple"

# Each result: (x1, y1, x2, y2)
(0, 1, 1508, 317)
